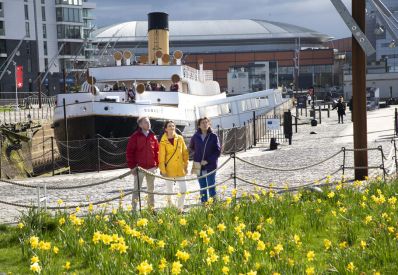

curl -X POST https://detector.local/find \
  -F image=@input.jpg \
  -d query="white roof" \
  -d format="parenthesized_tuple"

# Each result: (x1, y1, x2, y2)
(93, 19, 332, 43)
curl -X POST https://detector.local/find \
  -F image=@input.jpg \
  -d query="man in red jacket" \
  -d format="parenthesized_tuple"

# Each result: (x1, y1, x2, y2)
(126, 116, 159, 211)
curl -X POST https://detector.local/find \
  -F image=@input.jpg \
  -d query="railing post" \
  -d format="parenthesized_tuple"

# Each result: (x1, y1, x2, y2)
(243, 122, 246, 152)
(295, 115, 298, 133)
(318, 106, 322, 124)
(51, 137, 55, 176)
(395, 108, 398, 136)
(253, 111, 256, 146)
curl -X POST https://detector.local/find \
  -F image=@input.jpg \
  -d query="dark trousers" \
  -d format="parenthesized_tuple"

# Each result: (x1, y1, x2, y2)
(198, 170, 216, 203)
(338, 113, 344, 123)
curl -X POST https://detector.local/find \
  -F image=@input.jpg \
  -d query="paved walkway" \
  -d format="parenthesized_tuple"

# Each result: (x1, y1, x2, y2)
(0, 106, 395, 224)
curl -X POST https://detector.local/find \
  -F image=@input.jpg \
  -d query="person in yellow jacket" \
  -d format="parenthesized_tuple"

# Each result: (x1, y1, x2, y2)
(159, 120, 189, 210)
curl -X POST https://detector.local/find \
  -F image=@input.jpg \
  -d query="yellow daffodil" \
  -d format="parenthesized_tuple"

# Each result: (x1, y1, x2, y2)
(63, 261, 71, 270)
(30, 262, 41, 273)
(327, 191, 335, 198)
(257, 240, 266, 251)
(273, 244, 283, 255)
(305, 266, 315, 275)
(136, 260, 153, 275)
(29, 236, 39, 249)
(53, 246, 59, 254)
(176, 250, 190, 262)
(346, 262, 355, 273)
(364, 215, 373, 224)
(158, 258, 167, 271)
(223, 255, 230, 264)
(157, 240, 165, 248)
(171, 261, 182, 275)
(137, 218, 148, 227)
(306, 251, 315, 262)
(217, 223, 226, 232)
(339, 241, 348, 249)
(360, 240, 367, 250)
(30, 256, 39, 264)
(324, 239, 332, 250)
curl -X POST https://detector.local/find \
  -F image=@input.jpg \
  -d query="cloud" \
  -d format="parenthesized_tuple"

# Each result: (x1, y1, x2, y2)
(90, 0, 351, 38)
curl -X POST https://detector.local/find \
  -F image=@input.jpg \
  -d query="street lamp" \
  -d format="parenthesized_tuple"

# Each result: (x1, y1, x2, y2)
(12, 61, 18, 110)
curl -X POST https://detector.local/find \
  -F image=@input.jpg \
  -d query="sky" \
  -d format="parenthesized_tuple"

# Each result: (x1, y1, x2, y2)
(91, 0, 352, 39)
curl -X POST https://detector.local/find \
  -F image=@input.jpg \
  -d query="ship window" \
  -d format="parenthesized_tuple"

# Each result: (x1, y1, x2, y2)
(244, 99, 252, 110)
(218, 103, 231, 115)
(239, 101, 247, 112)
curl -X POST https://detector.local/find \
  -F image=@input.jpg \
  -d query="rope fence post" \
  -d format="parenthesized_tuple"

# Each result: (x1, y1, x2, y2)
(243, 122, 247, 152)
(97, 138, 101, 173)
(253, 111, 257, 146)
(0, 134, 2, 179)
(232, 152, 237, 190)
(137, 168, 142, 212)
(36, 186, 41, 212)
(342, 147, 346, 179)
(233, 123, 236, 153)
(393, 139, 398, 174)
(379, 146, 386, 182)
(44, 183, 47, 211)
(51, 137, 55, 176)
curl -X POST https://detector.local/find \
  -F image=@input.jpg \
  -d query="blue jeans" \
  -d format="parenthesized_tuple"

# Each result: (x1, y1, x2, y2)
(198, 170, 216, 203)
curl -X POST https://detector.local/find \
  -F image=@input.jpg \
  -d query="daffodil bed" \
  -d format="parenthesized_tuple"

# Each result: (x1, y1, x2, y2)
(1, 178, 398, 274)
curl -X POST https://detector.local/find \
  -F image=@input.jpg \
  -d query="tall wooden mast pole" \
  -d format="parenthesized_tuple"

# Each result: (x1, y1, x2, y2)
(352, 0, 368, 180)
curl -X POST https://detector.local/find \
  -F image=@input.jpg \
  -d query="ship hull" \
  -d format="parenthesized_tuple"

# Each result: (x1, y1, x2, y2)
(53, 115, 187, 172)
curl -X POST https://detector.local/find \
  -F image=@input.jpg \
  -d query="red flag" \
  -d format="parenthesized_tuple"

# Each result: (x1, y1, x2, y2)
(16, 66, 23, 89)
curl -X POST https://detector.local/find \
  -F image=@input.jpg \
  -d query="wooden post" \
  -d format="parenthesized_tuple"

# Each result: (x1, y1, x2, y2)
(352, 0, 368, 180)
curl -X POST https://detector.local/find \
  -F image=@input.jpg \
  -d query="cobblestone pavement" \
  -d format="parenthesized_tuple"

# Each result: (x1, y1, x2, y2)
(0, 106, 395, 224)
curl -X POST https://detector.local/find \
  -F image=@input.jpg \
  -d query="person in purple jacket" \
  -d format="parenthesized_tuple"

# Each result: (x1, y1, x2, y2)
(189, 117, 221, 203)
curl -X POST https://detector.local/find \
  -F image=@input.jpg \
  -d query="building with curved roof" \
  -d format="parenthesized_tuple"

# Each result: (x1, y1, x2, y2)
(93, 19, 331, 52)
(91, 19, 336, 91)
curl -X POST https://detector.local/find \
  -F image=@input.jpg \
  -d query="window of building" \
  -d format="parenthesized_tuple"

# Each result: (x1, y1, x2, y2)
(27, 58, 32, 73)
(57, 25, 81, 39)
(26, 42, 31, 55)
(41, 0, 45, 4)
(0, 21, 4, 36)
(24, 5, 29, 20)
(43, 41, 48, 55)
(0, 40, 6, 54)
(25, 22, 30, 37)
(42, 24, 47, 38)
(44, 58, 48, 70)
(56, 7, 81, 22)
(42, 6, 46, 21)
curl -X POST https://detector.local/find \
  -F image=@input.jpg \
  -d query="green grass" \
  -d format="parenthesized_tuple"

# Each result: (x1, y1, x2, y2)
(1, 178, 398, 274)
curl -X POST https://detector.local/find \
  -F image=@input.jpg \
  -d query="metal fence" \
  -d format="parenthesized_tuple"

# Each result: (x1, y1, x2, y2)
(0, 108, 291, 175)
(0, 106, 54, 124)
